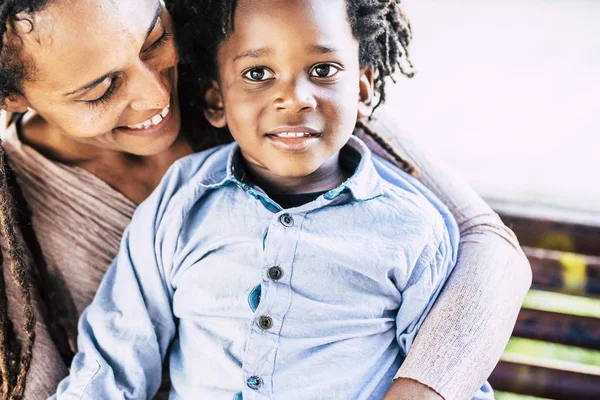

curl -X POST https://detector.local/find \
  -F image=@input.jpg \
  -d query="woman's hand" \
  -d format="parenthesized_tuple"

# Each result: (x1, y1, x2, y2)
(383, 378, 444, 400)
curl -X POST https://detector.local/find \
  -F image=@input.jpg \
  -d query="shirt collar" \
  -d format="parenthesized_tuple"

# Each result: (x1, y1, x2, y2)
(201, 135, 384, 203)
(227, 147, 247, 183)
(198, 143, 245, 189)
(323, 135, 384, 202)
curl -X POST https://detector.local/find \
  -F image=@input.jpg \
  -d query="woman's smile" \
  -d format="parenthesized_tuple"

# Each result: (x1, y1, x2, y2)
(116, 102, 173, 137)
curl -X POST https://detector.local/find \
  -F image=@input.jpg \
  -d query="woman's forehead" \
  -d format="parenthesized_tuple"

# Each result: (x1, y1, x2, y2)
(18, 0, 159, 91)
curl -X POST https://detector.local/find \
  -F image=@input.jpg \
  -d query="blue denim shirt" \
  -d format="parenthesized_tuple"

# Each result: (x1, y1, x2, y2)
(52, 136, 470, 400)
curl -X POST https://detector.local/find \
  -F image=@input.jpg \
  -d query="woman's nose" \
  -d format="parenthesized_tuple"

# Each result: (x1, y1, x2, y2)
(128, 66, 171, 111)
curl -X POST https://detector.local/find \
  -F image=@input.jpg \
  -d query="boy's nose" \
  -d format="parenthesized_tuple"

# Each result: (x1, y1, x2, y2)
(273, 78, 317, 113)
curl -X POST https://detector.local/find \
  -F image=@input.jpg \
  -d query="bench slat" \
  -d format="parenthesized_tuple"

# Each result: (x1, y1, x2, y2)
(513, 308, 600, 350)
(490, 358, 600, 400)
(524, 247, 600, 297)
(500, 214, 600, 257)
(492, 206, 599, 398)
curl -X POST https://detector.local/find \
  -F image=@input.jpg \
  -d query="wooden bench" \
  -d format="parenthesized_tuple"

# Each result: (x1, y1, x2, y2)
(488, 207, 600, 399)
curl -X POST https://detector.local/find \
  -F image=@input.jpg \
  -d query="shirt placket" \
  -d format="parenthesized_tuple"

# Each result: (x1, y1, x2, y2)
(241, 210, 304, 399)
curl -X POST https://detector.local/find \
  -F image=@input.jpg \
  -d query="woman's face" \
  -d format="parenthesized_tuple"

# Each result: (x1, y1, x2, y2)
(15, 0, 181, 156)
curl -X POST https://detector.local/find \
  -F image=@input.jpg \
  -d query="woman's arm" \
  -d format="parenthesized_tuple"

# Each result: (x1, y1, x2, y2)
(361, 114, 532, 400)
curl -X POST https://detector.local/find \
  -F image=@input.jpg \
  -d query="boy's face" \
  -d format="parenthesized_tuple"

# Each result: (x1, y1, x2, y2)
(205, 0, 373, 182)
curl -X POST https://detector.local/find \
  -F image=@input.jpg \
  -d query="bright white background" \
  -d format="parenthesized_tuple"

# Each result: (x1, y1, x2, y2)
(382, 0, 600, 215)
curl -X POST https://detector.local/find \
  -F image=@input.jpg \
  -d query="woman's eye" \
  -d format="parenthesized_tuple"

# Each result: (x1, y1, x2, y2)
(310, 64, 340, 78)
(244, 68, 274, 81)
(84, 76, 118, 108)
(144, 29, 171, 54)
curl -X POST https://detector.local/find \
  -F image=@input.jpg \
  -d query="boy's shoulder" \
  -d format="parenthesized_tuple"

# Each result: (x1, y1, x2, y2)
(370, 153, 459, 256)
(135, 143, 235, 220)
(164, 143, 235, 187)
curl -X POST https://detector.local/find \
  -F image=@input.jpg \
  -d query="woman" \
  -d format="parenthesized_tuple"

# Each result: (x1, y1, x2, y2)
(0, 0, 531, 399)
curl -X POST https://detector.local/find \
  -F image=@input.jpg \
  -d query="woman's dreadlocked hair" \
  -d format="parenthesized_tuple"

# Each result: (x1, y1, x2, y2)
(168, 0, 414, 149)
(0, 1, 55, 399)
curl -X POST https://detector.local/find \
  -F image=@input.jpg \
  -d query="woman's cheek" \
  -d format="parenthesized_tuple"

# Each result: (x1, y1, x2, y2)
(57, 108, 116, 139)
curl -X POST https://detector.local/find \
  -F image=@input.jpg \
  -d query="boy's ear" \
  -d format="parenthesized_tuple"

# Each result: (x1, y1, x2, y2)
(1, 94, 31, 114)
(203, 81, 227, 128)
(357, 67, 375, 119)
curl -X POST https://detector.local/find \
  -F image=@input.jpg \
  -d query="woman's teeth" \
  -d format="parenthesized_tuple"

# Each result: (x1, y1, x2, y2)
(273, 132, 315, 138)
(126, 105, 170, 130)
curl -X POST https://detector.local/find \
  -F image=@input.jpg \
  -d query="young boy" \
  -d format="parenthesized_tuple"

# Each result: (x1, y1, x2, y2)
(54, 0, 491, 398)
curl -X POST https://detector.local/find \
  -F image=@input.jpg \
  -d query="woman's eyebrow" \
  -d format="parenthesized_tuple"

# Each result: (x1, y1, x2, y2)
(63, 2, 162, 98)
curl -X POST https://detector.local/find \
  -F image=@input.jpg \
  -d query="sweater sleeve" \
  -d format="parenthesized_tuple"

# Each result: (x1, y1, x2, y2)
(1, 253, 70, 399)
(362, 115, 532, 400)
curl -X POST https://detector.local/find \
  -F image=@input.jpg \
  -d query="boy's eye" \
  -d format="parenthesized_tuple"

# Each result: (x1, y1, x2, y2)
(244, 67, 274, 81)
(310, 64, 340, 78)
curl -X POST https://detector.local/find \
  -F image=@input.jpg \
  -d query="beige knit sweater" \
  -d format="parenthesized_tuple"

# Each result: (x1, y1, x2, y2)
(0, 111, 531, 399)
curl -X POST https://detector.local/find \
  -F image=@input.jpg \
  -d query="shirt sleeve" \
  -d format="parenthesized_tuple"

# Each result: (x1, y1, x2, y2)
(50, 174, 184, 400)
(364, 114, 532, 400)
(395, 228, 455, 360)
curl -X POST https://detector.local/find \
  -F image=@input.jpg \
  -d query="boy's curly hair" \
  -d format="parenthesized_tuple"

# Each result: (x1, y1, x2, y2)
(168, 0, 415, 148)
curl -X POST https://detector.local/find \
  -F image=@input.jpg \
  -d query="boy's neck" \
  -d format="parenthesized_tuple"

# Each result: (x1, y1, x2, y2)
(243, 153, 351, 195)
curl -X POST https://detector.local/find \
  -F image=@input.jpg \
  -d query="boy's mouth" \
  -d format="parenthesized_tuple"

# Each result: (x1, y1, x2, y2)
(265, 127, 321, 138)
(265, 127, 322, 152)
(266, 131, 320, 138)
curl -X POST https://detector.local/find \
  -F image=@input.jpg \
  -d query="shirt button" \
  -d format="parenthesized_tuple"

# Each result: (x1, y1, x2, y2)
(246, 376, 263, 390)
(268, 266, 282, 281)
(258, 315, 273, 330)
(279, 213, 294, 227)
